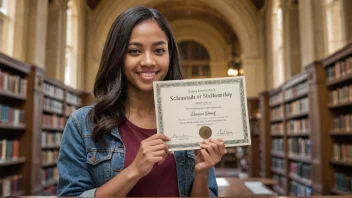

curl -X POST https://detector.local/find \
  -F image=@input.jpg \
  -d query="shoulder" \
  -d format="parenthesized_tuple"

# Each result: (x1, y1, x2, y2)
(67, 105, 95, 135)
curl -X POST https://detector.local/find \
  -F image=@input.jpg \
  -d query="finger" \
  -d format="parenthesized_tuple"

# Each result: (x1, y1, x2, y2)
(146, 138, 165, 146)
(212, 138, 227, 155)
(200, 142, 216, 157)
(147, 133, 170, 141)
(208, 139, 221, 155)
(201, 149, 214, 166)
(149, 156, 164, 164)
(150, 143, 168, 152)
(153, 150, 167, 158)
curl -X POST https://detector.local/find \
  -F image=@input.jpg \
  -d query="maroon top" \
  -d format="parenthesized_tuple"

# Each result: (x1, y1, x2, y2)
(118, 119, 180, 197)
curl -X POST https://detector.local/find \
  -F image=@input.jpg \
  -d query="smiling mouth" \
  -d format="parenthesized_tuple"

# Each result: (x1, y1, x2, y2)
(136, 71, 159, 80)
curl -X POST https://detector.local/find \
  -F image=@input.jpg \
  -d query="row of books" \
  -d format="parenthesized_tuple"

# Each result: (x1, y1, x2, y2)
(0, 175, 22, 197)
(66, 92, 81, 106)
(285, 98, 309, 117)
(0, 140, 19, 160)
(44, 98, 63, 114)
(335, 172, 352, 193)
(273, 174, 286, 189)
(42, 150, 59, 163)
(42, 132, 62, 147)
(271, 123, 284, 134)
(271, 106, 283, 121)
(272, 138, 284, 153)
(0, 105, 24, 125)
(287, 119, 310, 134)
(333, 143, 352, 161)
(288, 138, 311, 157)
(42, 114, 65, 129)
(284, 83, 308, 101)
(329, 85, 352, 105)
(289, 162, 311, 181)
(41, 167, 58, 185)
(333, 113, 352, 132)
(65, 104, 77, 117)
(290, 181, 312, 196)
(43, 83, 64, 100)
(270, 93, 282, 106)
(0, 70, 27, 96)
(326, 56, 352, 81)
(272, 157, 285, 170)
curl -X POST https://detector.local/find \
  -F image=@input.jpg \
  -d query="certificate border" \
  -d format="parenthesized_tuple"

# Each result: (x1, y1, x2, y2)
(155, 77, 249, 149)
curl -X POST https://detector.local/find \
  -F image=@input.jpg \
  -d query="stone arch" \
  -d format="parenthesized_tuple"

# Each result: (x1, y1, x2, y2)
(86, 0, 265, 96)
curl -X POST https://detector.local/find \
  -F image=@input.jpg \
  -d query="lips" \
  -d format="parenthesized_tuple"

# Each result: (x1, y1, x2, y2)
(136, 71, 158, 81)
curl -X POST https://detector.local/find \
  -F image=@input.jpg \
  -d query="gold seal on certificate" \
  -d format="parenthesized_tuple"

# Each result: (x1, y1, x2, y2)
(199, 126, 212, 139)
(153, 76, 251, 151)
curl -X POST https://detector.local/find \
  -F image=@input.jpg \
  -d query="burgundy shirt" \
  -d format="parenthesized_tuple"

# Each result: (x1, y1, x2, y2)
(118, 119, 179, 197)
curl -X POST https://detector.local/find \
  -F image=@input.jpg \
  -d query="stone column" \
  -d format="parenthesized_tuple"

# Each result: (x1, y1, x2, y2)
(45, 0, 68, 81)
(343, 0, 352, 43)
(298, 0, 328, 69)
(283, 0, 301, 78)
(241, 58, 265, 97)
(24, 0, 49, 68)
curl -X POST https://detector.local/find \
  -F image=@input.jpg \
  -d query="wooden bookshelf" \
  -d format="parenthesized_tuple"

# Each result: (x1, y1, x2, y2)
(0, 52, 30, 197)
(323, 42, 352, 195)
(0, 52, 92, 196)
(259, 91, 271, 179)
(247, 97, 260, 177)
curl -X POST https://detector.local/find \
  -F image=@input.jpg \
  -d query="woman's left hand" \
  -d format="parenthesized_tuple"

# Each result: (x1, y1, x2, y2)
(194, 138, 227, 174)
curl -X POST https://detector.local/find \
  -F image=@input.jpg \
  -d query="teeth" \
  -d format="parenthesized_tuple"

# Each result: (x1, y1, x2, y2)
(140, 73, 155, 77)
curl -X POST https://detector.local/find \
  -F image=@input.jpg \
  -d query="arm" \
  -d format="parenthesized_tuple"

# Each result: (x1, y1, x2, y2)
(57, 116, 97, 196)
(58, 116, 142, 197)
(190, 139, 225, 197)
(58, 116, 170, 197)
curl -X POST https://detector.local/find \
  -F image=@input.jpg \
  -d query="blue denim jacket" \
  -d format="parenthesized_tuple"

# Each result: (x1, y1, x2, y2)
(57, 106, 218, 197)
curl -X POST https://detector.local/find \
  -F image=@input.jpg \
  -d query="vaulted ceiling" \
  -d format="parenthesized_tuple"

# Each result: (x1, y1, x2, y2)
(86, 0, 265, 10)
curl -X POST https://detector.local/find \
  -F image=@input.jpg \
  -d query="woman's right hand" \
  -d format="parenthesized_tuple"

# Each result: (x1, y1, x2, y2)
(130, 134, 170, 177)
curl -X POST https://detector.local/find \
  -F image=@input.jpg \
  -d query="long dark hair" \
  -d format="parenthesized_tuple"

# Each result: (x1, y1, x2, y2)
(87, 6, 183, 142)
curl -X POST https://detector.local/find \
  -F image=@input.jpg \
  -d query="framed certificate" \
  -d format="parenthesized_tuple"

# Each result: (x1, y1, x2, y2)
(153, 77, 251, 151)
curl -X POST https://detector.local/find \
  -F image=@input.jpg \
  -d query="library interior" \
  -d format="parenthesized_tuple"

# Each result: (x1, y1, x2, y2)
(0, 0, 352, 197)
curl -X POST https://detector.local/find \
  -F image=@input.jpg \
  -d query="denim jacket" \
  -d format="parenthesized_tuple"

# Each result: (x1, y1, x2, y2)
(57, 106, 218, 197)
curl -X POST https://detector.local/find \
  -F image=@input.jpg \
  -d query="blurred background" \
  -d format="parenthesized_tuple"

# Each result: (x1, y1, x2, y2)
(0, 0, 351, 197)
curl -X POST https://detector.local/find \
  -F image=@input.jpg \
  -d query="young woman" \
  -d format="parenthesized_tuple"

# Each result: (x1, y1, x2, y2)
(58, 6, 227, 197)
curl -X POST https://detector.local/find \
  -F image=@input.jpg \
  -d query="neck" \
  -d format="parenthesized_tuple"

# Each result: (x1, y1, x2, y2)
(126, 87, 155, 117)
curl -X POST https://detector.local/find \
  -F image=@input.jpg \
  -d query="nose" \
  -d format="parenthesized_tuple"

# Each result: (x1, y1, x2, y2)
(140, 52, 156, 67)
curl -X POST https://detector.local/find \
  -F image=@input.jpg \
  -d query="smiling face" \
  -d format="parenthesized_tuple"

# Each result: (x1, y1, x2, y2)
(123, 20, 170, 93)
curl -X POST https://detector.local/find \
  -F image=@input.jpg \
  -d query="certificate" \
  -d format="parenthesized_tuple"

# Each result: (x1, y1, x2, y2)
(153, 77, 251, 151)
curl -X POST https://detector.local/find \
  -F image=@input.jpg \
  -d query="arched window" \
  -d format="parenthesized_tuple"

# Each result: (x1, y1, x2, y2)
(178, 41, 210, 79)
(272, 0, 284, 87)
(325, 0, 346, 54)
(0, 0, 15, 55)
(64, 0, 78, 88)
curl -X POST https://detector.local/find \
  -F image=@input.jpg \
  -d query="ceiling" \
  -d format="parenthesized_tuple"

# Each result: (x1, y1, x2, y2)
(86, 0, 265, 11)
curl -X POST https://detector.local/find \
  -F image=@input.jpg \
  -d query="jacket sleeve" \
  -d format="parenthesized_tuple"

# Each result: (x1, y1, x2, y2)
(57, 115, 97, 197)
(208, 167, 218, 197)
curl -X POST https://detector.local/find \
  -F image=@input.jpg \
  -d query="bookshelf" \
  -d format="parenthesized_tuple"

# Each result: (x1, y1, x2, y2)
(0, 52, 92, 196)
(259, 68, 331, 196)
(0, 53, 30, 197)
(323, 42, 352, 195)
(247, 97, 260, 177)
(39, 77, 89, 195)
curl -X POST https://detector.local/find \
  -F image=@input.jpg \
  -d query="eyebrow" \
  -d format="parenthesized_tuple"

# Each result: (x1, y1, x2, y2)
(128, 41, 167, 46)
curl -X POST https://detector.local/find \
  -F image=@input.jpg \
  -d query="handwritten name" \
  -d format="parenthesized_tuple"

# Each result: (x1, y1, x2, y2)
(172, 133, 193, 139)
(190, 111, 216, 117)
(218, 129, 234, 136)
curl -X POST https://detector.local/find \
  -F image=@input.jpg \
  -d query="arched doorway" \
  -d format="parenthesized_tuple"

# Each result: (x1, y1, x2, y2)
(178, 41, 211, 79)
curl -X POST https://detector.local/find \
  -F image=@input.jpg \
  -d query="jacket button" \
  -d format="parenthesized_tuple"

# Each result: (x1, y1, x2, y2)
(90, 156, 95, 163)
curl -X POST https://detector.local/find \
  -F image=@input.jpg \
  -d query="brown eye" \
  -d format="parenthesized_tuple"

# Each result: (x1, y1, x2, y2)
(128, 49, 140, 55)
(155, 49, 166, 55)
